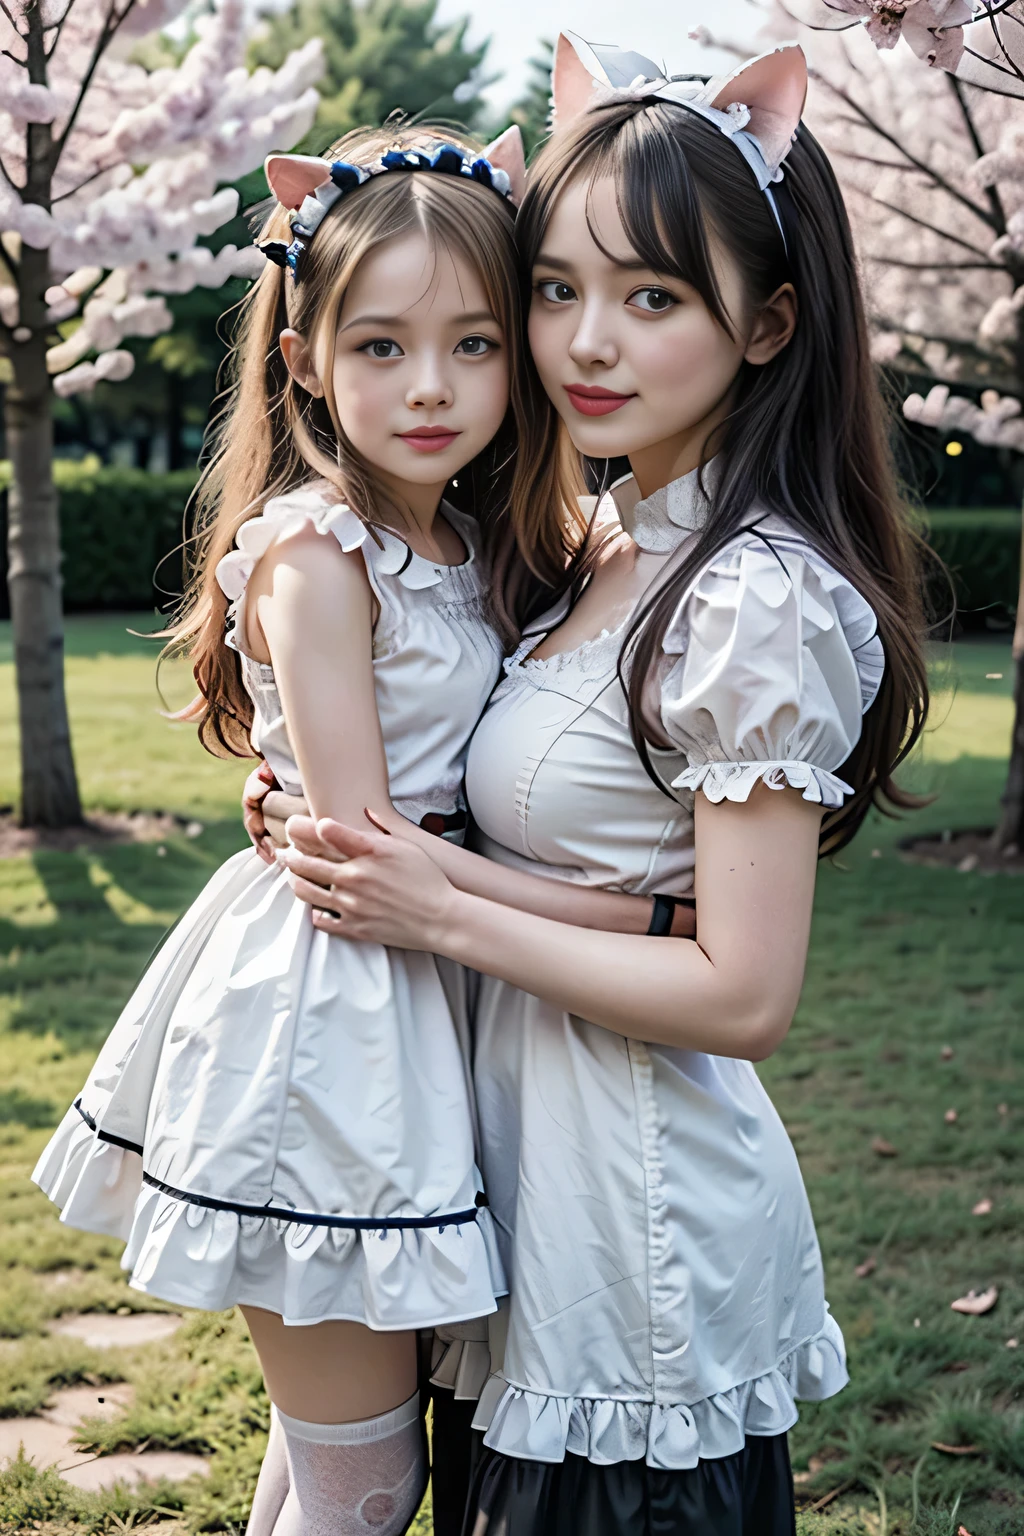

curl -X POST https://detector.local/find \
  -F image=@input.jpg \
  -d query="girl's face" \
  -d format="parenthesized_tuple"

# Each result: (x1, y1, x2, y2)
(527, 175, 793, 496)
(286, 229, 509, 511)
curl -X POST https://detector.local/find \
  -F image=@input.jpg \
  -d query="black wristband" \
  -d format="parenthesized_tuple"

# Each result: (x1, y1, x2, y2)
(647, 894, 678, 936)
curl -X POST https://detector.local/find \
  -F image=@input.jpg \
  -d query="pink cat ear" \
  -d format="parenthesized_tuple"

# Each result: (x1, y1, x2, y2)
(708, 45, 807, 174)
(264, 153, 333, 211)
(551, 32, 607, 130)
(484, 125, 527, 205)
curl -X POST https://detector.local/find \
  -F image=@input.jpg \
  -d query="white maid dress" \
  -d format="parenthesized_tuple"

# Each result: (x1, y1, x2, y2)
(34, 484, 506, 1331)
(441, 463, 883, 1468)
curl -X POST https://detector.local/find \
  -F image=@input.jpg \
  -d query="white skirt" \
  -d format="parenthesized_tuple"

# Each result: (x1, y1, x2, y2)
(33, 848, 504, 1329)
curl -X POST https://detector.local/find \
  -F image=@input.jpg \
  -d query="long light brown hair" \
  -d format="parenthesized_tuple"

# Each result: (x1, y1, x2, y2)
(511, 101, 931, 855)
(168, 124, 528, 758)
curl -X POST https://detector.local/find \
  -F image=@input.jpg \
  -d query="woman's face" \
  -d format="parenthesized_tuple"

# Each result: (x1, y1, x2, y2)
(527, 175, 786, 496)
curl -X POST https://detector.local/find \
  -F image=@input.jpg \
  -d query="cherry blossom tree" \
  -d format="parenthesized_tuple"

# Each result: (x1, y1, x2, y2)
(0, 0, 321, 827)
(702, 1, 1024, 850)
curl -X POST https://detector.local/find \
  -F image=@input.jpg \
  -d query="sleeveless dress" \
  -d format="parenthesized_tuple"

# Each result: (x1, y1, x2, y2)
(33, 484, 506, 1331)
(444, 465, 882, 1526)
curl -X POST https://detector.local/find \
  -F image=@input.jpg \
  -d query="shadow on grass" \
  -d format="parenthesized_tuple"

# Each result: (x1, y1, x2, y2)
(0, 819, 249, 1053)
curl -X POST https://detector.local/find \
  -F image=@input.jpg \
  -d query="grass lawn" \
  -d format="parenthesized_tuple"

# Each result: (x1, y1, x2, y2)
(0, 616, 1021, 1534)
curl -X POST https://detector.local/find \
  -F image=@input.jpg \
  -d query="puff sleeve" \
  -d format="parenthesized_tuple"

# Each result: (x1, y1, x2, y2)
(660, 535, 885, 809)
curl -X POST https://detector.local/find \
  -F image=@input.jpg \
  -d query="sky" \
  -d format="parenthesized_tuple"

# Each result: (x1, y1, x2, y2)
(433, 0, 766, 112)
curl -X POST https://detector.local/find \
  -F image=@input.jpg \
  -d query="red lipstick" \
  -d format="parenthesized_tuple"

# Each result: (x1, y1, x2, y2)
(563, 384, 635, 417)
(399, 426, 461, 453)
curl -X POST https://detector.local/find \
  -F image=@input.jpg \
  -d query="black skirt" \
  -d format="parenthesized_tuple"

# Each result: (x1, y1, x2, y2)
(460, 1430, 796, 1536)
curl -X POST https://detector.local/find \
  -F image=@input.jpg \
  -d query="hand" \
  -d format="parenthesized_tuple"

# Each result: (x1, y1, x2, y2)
(242, 762, 277, 866)
(277, 815, 460, 951)
(263, 790, 310, 849)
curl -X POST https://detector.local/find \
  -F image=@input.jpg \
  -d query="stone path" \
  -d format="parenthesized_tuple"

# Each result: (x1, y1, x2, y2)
(1, 1312, 210, 1492)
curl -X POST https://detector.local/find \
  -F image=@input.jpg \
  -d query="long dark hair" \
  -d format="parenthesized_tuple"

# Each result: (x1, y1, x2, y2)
(514, 98, 929, 854)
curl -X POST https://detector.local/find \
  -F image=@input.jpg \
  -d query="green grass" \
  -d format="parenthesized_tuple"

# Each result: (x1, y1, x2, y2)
(1, 620, 1022, 1533)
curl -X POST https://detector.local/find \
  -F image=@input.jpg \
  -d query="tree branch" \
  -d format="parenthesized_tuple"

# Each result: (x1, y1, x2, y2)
(2, 46, 27, 65)
(869, 257, 1005, 271)
(986, 0, 1024, 83)
(831, 145, 950, 177)
(959, 42, 1024, 88)
(860, 194, 996, 259)
(0, 0, 23, 34)
(947, 74, 1007, 235)
(51, 159, 121, 202)
(51, 0, 138, 174)
(815, 74, 998, 230)
(0, 151, 23, 196)
(45, 0, 81, 60)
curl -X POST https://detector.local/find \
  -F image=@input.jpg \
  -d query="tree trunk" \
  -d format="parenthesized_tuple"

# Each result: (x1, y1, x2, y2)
(991, 502, 1024, 853)
(5, 246, 83, 828)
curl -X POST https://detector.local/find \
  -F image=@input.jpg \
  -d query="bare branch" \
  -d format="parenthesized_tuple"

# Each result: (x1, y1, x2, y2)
(51, 159, 121, 202)
(959, 42, 1024, 86)
(868, 257, 1005, 271)
(0, 152, 23, 196)
(51, 0, 138, 173)
(987, 0, 1024, 82)
(0, 0, 23, 34)
(815, 74, 998, 229)
(867, 195, 996, 259)
(45, 0, 80, 60)
(831, 146, 949, 177)
(1, 46, 27, 66)
(947, 74, 1007, 235)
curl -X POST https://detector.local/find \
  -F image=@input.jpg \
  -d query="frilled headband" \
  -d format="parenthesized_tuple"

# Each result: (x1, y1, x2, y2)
(259, 128, 527, 279)
(552, 35, 808, 250)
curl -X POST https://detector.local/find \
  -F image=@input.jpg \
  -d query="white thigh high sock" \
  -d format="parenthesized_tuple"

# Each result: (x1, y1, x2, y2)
(247, 1407, 290, 1535)
(272, 1393, 426, 1536)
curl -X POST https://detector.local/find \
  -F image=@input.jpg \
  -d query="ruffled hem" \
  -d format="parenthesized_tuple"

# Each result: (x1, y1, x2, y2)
(34, 1111, 506, 1332)
(472, 1314, 848, 1469)
(673, 759, 853, 809)
(430, 1321, 493, 1400)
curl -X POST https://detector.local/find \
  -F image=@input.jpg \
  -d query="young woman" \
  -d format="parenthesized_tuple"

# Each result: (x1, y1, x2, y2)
(32, 121, 688, 1536)
(273, 40, 929, 1535)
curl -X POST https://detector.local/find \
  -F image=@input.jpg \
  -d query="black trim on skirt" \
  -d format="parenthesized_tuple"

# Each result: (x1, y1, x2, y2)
(461, 1431, 796, 1536)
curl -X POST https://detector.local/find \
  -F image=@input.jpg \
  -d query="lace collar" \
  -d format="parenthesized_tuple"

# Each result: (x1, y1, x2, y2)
(610, 459, 719, 555)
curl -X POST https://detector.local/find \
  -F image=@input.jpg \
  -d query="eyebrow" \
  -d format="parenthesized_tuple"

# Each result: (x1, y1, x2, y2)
(340, 309, 499, 332)
(534, 250, 655, 275)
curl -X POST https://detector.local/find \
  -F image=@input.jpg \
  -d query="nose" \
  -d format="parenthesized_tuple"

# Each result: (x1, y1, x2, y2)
(568, 298, 619, 370)
(406, 351, 453, 412)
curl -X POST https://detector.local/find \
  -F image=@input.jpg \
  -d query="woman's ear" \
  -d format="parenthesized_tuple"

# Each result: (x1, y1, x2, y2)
(745, 284, 797, 366)
(280, 328, 324, 397)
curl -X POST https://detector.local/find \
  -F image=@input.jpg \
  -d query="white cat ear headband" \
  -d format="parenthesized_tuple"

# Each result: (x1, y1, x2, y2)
(259, 128, 527, 279)
(551, 34, 808, 247)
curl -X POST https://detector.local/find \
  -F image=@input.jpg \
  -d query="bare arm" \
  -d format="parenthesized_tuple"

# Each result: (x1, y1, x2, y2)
(246, 525, 391, 826)
(280, 783, 822, 1060)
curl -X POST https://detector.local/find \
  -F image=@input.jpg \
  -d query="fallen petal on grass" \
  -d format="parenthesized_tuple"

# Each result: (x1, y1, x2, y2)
(972, 1198, 992, 1215)
(931, 1441, 980, 1455)
(940, 1045, 954, 1060)
(950, 1286, 998, 1315)
(1006, 1338, 1018, 1349)
(945, 1108, 958, 1123)
(871, 1136, 898, 1157)
(854, 1255, 877, 1278)
(998, 1103, 1008, 1116)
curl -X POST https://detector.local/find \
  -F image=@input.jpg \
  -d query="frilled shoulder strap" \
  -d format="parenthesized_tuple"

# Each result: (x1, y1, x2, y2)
(215, 487, 368, 655)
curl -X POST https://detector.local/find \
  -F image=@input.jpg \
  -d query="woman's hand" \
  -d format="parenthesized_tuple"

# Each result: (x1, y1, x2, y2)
(278, 815, 460, 952)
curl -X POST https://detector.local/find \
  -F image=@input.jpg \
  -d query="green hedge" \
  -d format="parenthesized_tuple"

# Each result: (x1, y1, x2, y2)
(0, 461, 198, 616)
(923, 508, 1020, 624)
(0, 469, 1019, 622)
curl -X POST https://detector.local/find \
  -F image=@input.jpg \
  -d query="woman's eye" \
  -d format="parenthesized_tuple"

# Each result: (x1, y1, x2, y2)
(455, 335, 497, 356)
(628, 288, 676, 314)
(361, 339, 403, 359)
(537, 280, 577, 304)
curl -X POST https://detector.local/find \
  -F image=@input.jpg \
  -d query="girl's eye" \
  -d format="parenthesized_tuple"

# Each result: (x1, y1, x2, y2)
(361, 339, 403, 359)
(628, 288, 676, 314)
(455, 335, 497, 356)
(537, 280, 577, 304)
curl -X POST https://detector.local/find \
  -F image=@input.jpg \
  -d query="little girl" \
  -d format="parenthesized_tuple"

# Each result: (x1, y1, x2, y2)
(276, 39, 931, 1535)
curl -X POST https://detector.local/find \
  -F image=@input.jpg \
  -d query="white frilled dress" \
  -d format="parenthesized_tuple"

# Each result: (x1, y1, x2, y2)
(448, 465, 883, 1468)
(34, 485, 506, 1330)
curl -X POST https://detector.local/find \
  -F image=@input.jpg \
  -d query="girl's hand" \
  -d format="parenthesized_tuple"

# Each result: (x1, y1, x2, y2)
(243, 762, 278, 865)
(277, 815, 460, 952)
